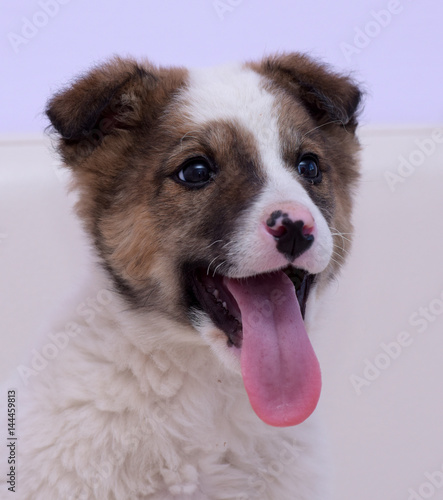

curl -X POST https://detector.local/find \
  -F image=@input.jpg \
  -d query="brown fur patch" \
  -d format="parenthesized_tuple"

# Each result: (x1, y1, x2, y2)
(248, 53, 362, 280)
(248, 52, 362, 128)
(96, 116, 266, 317)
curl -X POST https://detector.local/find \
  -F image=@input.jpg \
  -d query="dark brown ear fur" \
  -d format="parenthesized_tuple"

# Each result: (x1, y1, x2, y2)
(46, 58, 157, 141)
(251, 53, 362, 128)
(45, 57, 187, 167)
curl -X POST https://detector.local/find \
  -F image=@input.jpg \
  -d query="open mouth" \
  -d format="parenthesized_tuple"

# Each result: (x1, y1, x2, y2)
(189, 265, 321, 428)
(191, 266, 315, 349)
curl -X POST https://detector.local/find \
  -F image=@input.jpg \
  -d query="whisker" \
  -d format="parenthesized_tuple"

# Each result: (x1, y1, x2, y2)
(331, 233, 352, 244)
(205, 239, 223, 249)
(328, 255, 342, 267)
(300, 120, 345, 140)
(331, 247, 347, 258)
(330, 226, 353, 235)
(207, 256, 219, 276)
(212, 261, 226, 278)
(332, 244, 350, 257)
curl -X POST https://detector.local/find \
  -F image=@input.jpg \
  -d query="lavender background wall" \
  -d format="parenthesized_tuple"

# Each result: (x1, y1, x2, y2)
(1, 0, 442, 135)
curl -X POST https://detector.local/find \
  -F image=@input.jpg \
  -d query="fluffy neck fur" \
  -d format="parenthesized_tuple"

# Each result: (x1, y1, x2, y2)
(10, 264, 329, 499)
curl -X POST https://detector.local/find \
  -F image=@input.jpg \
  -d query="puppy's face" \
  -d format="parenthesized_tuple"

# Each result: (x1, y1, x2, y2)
(47, 54, 361, 427)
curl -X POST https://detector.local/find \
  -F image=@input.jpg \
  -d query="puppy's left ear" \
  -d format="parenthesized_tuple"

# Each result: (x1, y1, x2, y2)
(46, 57, 186, 168)
(254, 53, 363, 129)
(46, 58, 155, 142)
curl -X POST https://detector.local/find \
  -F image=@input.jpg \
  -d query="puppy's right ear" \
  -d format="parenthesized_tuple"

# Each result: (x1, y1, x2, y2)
(46, 57, 185, 166)
(253, 53, 363, 130)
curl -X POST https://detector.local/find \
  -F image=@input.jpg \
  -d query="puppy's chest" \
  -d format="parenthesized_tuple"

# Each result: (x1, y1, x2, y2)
(136, 355, 301, 461)
(134, 381, 306, 499)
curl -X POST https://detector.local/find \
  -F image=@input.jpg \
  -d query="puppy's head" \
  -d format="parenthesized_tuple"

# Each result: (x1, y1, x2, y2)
(47, 54, 361, 427)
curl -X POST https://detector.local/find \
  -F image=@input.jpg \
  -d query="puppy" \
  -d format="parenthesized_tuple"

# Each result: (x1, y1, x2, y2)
(5, 53, 361, 499)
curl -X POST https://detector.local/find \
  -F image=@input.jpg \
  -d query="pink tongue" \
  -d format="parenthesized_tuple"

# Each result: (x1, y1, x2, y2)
(225, 272, 321, 427)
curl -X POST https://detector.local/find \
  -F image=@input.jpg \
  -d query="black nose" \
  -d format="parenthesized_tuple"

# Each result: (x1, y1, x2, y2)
(273, 218, 314, 262)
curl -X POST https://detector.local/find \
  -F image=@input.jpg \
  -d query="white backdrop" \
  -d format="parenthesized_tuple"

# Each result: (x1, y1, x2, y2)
(1, 127, 443, 500)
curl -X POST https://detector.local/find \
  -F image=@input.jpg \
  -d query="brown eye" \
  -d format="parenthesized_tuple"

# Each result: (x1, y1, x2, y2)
(176, 158, 215, 187)
(297, 155, 322, 184)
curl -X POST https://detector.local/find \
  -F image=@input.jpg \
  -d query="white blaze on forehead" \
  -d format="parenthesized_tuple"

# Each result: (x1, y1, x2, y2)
(184, 64, 305, 196)
(184, 63, 278, 139)
(183, 64, 333, 276)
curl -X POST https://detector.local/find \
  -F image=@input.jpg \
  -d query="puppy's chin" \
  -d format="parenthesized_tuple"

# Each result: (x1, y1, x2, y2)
(192, 311, 242, 375)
